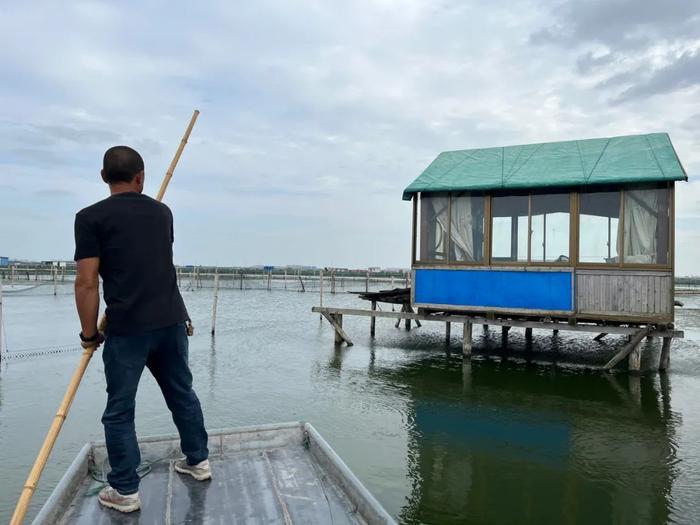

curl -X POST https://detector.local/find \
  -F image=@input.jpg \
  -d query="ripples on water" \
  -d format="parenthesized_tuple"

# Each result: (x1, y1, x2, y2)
(0, 285, 699, 524)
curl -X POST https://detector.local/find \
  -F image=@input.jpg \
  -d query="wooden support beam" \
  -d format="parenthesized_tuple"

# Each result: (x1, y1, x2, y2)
(603, 326, 653, 371)
(370, 301, 376, 337)
(593, 333, 608, 342)
(322, 313, 354, 346)
(446, 322, 451, 344)
(525, 327, 533, 341)
(483, 324, 489, 330)
(659, 337, 672, 372)
(310, 307, 684, 339)
(462, 321, 472, 358)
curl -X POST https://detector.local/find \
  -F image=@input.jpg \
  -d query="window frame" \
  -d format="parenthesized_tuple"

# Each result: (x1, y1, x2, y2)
(411, 183, 673, 270)
(576, 183, 673, 270)
(414, 191, 488, 266)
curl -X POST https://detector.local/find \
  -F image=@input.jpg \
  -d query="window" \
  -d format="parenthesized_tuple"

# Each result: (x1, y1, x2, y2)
(491, 195, 528, 262)
(420, 194, 449, 261)
(579, 190, 621, 263)
(623, 188, 669, 264)
(530, 193, 570, 263)
(449, 194, 486, 263)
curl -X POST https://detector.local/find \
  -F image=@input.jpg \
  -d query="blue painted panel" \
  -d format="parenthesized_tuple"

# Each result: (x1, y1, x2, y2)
(415, 268, 573, 311)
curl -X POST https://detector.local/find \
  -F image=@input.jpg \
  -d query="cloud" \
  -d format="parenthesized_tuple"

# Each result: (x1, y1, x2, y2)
(530, 0, 700, 50)
(0, 1, 698, 269)
(612, 50, 700, 102)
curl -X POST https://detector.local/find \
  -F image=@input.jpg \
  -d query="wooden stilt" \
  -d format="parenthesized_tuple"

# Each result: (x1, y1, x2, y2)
(628, 341, 642, 373)
(483, 324, 489, 330)
(446, 322, 451, 343)
(659, 337, 672, 372)
(409, 306, 422, 328)
(462, 321, 472, 357)
(501, 325, 510, 344)
(594, 333, 607, 342)
(395, 304, 404, 328)
(334, 314, 342, 344)
(370, 301, 376, 337)
(404, 312, 411, 331)
(553, 329, 559, 335)
(525, 327, 533, 341)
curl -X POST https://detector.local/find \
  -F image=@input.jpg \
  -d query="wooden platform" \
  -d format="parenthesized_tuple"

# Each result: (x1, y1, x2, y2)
(33, 422, 395, 525)
(312, 306, 684, 373)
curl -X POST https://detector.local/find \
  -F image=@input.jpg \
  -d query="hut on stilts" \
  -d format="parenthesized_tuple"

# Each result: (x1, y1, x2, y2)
(314, 133, 689, 372)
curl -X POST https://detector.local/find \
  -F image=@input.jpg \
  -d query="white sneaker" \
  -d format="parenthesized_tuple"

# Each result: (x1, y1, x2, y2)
(98, 486, 141, 513)
(174, 458, 212, 481)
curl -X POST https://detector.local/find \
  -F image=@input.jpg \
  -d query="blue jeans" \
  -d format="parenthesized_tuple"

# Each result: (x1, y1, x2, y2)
(101, 322, 208, 495)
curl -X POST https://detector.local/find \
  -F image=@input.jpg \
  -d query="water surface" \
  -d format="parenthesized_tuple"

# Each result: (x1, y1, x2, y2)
(0, 286, 699, 524)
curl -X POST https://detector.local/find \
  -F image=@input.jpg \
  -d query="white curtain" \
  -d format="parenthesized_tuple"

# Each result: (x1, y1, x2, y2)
(624, 189, 658, 264)
(450, 196, 474, 261)
(431, 197, 449, 259)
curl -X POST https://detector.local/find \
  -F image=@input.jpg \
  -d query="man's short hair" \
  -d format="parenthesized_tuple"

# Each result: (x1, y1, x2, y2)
(103, 146, 144, 184)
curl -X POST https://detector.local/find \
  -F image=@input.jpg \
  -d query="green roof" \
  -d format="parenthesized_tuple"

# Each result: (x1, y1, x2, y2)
(402, 132, 687, 200)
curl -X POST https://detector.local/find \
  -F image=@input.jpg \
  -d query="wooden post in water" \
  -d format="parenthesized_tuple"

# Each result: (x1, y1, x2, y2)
(284, 269, 287, 290)
(0, 276, 3, 359)
(628, 340, 642, 373)
(211, 273, 219, 336)
(525, 327, 533, 342)
(446, 322, 451, 344)
(370, 300, 376, 337)
(462, 321, 472, 357)
(365, 270, 369, 293)
(53, 266, 57, 296)
(501, 326, 510, 346)
(319, 270, 324, 321)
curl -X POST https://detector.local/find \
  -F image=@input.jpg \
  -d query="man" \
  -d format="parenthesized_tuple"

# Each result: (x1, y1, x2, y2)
(74, 146, 210, 513)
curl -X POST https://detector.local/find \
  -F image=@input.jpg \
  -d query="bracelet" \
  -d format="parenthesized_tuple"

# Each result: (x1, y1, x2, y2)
(79, 331, 99, 342)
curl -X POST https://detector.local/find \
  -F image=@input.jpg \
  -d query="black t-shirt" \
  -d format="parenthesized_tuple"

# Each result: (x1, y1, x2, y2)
(74, 192, 188, 336)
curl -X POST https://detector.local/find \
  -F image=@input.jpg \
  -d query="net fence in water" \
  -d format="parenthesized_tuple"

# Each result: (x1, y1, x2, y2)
(0, 345, 82, 361)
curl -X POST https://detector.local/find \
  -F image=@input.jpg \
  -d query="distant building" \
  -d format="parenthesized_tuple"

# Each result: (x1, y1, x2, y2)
(0, 256, 8, 267)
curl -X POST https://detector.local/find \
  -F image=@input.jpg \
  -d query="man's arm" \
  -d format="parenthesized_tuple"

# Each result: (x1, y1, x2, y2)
(75, 257, 100, 338)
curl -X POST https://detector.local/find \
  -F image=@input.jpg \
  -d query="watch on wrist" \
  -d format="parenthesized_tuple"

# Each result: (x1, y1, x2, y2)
(79, 331, 99, 342)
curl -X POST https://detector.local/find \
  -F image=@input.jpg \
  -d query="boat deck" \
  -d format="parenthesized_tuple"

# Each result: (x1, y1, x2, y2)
(34, 422, 394, 525)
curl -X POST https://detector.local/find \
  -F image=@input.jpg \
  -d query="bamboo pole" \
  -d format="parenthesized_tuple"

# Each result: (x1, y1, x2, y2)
(10, 109, 200, 525)
(156, 110, 199, 201)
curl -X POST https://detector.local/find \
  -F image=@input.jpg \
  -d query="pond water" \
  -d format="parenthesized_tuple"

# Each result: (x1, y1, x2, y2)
(1, 285, 699, 524)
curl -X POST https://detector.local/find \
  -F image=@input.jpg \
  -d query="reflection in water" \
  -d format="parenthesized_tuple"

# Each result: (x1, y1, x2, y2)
(365, 356, 680, 525)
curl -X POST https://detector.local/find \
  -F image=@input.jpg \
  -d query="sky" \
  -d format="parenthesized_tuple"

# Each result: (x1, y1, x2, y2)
(0, 0, 698, 273)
